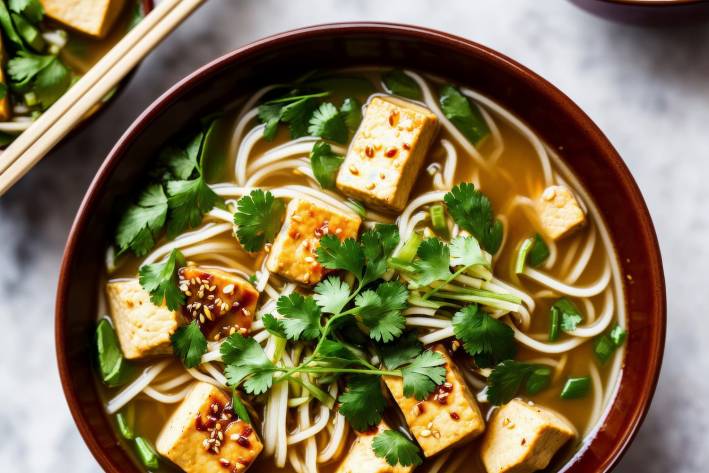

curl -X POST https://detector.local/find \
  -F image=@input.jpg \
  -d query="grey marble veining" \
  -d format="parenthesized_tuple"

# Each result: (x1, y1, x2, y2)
(0, 0, 706, 471)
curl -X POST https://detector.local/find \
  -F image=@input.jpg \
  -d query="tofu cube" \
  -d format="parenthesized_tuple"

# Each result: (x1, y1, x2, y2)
(384, 345, 485, 457)
(335, 420, 413, 473)
(0, 37, 10, 121)
(535, 186, 586, 240)
(481, 400, 576, 473)
(178, 266, 258, 341)
(106, 279, 182, 359)
(157, 382, 262, 473)
(266, 198, 361, 285)
(39, 0, 126, 37)
(336, 96, 438, 212)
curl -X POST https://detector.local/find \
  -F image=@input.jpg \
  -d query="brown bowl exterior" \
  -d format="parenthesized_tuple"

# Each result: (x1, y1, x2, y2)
(55, 23, 666, 473)
(569, 0, 709, 25)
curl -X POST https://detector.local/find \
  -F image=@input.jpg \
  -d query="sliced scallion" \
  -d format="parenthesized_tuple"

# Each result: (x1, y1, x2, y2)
(609, 324, 627, 347)
(134, 437, 159, 469)
(514, 237, 534, 274)
(560, 376, 591, 399)
(116, 408, 135, 440)
(395, 232, 422, 263)
(549, 308, 561, 342)
(429, 204, 449, 238)
(525, 366, 552, 395)
(527, 233, 550, 267)
(593, 334, 615, 364)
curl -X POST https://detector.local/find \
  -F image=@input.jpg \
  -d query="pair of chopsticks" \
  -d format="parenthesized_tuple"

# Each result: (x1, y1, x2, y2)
(0, 0, 206, 196)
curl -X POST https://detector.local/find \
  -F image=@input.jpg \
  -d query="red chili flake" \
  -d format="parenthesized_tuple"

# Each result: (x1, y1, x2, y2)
(242, 426, 253, 437)
(389, 110, 400, 127)
(365, 145, 374, 158)
(450, 412, 460, 421)
(402, 143, 411, 150)
(521, 438, 527, 446)
(236, 436, 251, 448)
(385, 147, 398, 158)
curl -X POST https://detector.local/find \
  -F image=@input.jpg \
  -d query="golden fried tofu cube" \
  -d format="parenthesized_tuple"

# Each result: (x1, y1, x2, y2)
(266, 198, 361, 285)
(384, 345, 485, 457)
(535, 186, 586, 240)
(106, 279, 182, 359)
(335, 420, 413, 473)
(0, 36, 10, 121)
(157, 382, 262, 473)
(481, 400, 576, 473)
(336, 96, 438, 212)
(178, 266, 258, 341)
(39, 0, 126, 37)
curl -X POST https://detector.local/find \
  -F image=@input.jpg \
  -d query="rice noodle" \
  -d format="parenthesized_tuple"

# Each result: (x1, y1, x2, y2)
(522, 262, 611, 298)
(141, 223, 232, 265)
(405, 70, 487, 167)
(565, 226, 597, 284)
(107, 360, 170, 414)
(419, 326, 455, 345)
(569, 290, 614, 338)
(461, 86, 553, 186)
(406, 317, 452, 329)
(235, 124, 266, 185)
(318, 411, 347, 463)
(508, 322, 586, 354)
(143, 385, 192, 404)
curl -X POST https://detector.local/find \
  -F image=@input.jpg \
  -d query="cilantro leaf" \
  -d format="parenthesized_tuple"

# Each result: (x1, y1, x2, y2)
(444, 183, 504, 254)
(360, 226, 400, 284)
(230, 389, 251, 424)
(401, 350, 447, 400)
(313, 276, 351, 314)
(487, 360, 550, 405)
(382, 70, 422, 100)
(221, 333, 276, 395)
(356, 281, 408, 343)
(116, 184, 168, 256)
(7, 50, 53, 85)
(308, 102, 348, 144)
(372, 430, 423, 467)
(552, 298, 583, 333)
(412, 238, 452, 287)
(450, 235, 487, 268)
(157, 143, 199, 181)
(527, 233, 550, 267)
(337, 375, 387, 430)
(138, 248, 185, 311)
(165, 176, 218, 238)
(276, 293, 322, 340)
(258, 103, 282, 141)
(452, 304, 516, 368)
(9, 0, 44, 23)
(316, 339, 363, 366)
(378, 331, 423, 370)
(261, 314, 287, 338)
(439, 84, 490, 145)
(310, 141, 343, 190)
(281, 97, 318, 139)
(234, 189, 286, 252)
(0, 2, 23, 47)
(340, 97, 362, 132)
(171, 320, 207, 368)
(316, 235, 365, 279)
(33, 57, 71, 108)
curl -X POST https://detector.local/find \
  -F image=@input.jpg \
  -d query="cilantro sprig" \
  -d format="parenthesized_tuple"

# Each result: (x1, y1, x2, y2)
(487, 360, 552, 405)
(115, 128, 220, 256)
(233, 189, 286, 252)
(452, 304, 516, 368)
(138, 248, 185, 311)
(171, 320, 207, 368)
(219, 224, 445, 429)
(444, 183, 504, 254)
(372, 430, 423, 467)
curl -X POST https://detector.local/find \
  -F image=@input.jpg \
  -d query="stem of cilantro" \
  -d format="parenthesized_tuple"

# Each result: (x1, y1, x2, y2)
(274, 367, 401, 377)
(423, 265, 470, 300)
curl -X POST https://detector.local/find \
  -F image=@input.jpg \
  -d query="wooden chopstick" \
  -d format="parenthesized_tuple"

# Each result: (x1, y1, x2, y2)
(0, 0, 206, 195)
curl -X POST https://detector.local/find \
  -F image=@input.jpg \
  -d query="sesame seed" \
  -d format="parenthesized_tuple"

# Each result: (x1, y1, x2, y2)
(366, 182, 375, 190)
(199, 314, 205, 324)
(427, 422, 433, 429)
(349, 165, 359, 175)
(218, 431, 224, 441)
(292, 214, 303, 222)
(231, 433, 240, 441)
(238, 327, 248, 335)
(304, 256, 314, 263)
(223, 284, 235, 295)
(204, 306, 213, 320)
(242, 309, 251, 316)
(229, 327, 236, 335)
(185, 290, 192, 297)
(420, 429, 432, 438)
(209, 285, 217, 292)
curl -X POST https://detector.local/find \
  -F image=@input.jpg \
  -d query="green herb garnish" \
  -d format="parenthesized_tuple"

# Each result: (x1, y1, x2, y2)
(233, 189, 286, 252)
(487, 360, 551, 405)
(310, 141, 343, 190)
(170, 320, 207, 368)
(382, 70, 422, 100)
(452, 304, 516, 368)
(372, 429, 423, 467)
(96, 319, 131, 387)
(444, 183, 503, 254)
(560, 376, 591, 399)
(439, 84, 490, 145)
(138, 248, 185, 311)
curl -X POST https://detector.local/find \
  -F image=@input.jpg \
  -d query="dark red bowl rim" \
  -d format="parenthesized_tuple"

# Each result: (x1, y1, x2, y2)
(55, 22, 666, 473)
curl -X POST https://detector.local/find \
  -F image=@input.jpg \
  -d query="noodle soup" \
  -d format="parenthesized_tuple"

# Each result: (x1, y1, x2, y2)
(95, 67, 625, 473)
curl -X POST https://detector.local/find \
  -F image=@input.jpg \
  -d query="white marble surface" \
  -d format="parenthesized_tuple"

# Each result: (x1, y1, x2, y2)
(0, 0, 706, 471)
